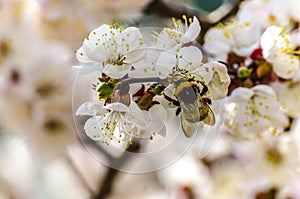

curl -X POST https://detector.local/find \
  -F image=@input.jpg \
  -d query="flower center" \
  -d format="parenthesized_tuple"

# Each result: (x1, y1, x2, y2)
(265, 148, 283, 165)
(44, 119, 66, 134)
(105, 54, 126, 66)
(255, 187, 277, 199)
(0, 39, 12, 63)
(9, 69, 21, 85)
(36, 82, 58, 98)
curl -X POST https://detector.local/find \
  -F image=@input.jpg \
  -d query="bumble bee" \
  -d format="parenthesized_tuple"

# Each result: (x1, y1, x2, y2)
(164, 76, 215, 138)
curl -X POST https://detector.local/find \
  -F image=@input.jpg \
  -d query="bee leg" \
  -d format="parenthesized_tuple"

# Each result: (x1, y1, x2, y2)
(164, 93, 180, 106)
(176, 108, 181, 116)
(200, 84, 208, 96)
(203, 98, 212, 105)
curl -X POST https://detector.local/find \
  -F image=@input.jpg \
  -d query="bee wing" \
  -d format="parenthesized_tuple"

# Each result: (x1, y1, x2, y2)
(179, 100, 200, 137)
(180, 111, 198, 138)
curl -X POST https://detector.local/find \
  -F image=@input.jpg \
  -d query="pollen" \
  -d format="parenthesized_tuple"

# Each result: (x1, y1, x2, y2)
(223, 32, 230, 39)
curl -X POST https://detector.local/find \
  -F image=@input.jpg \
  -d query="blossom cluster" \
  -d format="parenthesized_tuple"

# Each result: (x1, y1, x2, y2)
(203, 0, 300, 139)
(74, 16, 230, 146)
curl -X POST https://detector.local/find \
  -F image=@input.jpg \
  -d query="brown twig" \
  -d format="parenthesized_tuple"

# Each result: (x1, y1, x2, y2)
(92, 141, 140, 199)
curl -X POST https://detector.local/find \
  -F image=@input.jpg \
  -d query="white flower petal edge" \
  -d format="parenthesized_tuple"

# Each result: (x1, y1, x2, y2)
(183, 16, 201, 42)
(76, 101, 106, 116)
(206, 62, 231, 100)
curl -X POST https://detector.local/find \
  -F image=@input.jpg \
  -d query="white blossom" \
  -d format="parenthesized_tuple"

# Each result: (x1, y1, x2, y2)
(76, 101, 166, 145)
(0, 19, 81, 161)
(225, 85, 288, 139)
(157, 154, 211, 199)
(264, 0, 300, 25)
(205, 160, 247, 199)
(271, 69, 300, 117)
(237, 0, 272, 30)
(261, 25, 300, 79)
(237, 0, 300, 28)
(153, 16, 201, 50)
(74, 24, 146, 78)
(204, 19, 261, 61)
(233, 136, 300, 186)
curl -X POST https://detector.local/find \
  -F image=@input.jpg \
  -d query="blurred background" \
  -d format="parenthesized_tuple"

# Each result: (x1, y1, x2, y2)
(1, 0, 300, 199)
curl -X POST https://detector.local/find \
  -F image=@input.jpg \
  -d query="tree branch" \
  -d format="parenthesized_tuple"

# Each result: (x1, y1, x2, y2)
(92, 141, 140, 199)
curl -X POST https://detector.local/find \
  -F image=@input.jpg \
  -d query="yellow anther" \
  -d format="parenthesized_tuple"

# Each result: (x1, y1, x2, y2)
(244, 22, 251, 26)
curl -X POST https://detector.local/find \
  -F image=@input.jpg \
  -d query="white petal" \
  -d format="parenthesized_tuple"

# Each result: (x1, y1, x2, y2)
(90, 24, 112, 43)
(194, 62, 213, 83)
(271, 52, 299, 79)
(252, 85, 276, 98)
(102, 63, 131, 79)
(127, 102, 149, 129)
(124, 48, 147, 65)
(156, 125, 167, 137)
(212, 62, 230, 82)
(292, 69, 300, 82)
(154, 28, 179, 49)
(232, 22, 261, 53)
(208, 62, 231, 99)
(203, 28, 232, 59)
(82, 38, 109, 62)
(184, 16, 201, 42)
(156, 51, 176, 78)
(106, 102, 129, 112)
(261, 26, 282, 57)
(272, 111, 289, 129)
(72, 62, 102, 74)
(76, 102, 106, 116)
(233, 23, 260, 57)
(76, 46, 90, 63)
(148, 104, 167, 137)
(84, 117, 103, 140)
(120, 27, 145, 52)
(178, 46, 203, 69)
(230, 87, 254, 101)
